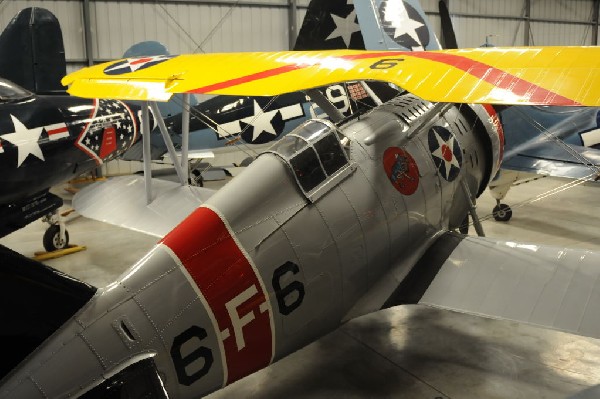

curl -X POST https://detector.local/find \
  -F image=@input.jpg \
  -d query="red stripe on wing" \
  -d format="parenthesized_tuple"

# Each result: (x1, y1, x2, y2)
(409, 51, 581, 106)
(188, 51, 398, 94)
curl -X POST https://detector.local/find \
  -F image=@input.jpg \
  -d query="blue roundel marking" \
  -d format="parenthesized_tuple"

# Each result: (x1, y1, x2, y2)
(428, 125, 462, 182)
(103, 55, 174, 75)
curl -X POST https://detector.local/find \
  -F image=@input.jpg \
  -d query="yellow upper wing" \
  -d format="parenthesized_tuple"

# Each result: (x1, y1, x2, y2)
(62, 47, 600, 106)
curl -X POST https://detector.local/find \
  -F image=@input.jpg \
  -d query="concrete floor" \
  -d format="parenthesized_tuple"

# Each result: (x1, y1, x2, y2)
(2, 176, 600, 398)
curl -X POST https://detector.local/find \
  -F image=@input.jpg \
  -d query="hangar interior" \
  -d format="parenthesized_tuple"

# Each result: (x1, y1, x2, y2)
(1, 0, 598, 172)
(1, 0, 600, 398)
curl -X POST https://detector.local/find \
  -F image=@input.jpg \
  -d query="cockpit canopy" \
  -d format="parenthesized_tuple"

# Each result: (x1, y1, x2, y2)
(0, 78, 33, 102)
(268, 119, 352, 201)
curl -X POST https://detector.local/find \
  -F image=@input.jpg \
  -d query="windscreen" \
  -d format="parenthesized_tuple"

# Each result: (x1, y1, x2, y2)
(0, 78, 32, 101)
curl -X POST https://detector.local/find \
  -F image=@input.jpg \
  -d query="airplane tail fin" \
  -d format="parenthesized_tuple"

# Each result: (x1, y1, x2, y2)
(438, 0, 458, 49)
(294, 0, 366, 50)
(354, 0, 441, 51)
(294, 0, 440, 51)
(0, 7, 66, 94)
(123, 40, 170, 58)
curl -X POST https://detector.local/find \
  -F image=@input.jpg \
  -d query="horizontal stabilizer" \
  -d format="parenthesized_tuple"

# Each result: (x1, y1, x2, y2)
(420, 235, 600, 340)
(63, 47, 600, 106)
(72, 175, 215, 237)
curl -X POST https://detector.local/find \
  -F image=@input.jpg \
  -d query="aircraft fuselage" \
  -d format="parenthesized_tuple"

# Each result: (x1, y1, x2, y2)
(0, 94, 141, 204)
(0, 94, 502, 398)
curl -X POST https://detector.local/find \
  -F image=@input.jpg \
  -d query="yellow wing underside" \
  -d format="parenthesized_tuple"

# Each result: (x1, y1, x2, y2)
(62, 47, 600, 106)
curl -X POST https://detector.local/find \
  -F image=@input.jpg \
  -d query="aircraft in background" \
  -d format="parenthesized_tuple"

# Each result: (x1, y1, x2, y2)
(1, 43, 599, 398)
(437, 0, 600, 221)
(119, 0, 432, 175)
(0, 7, 144, 250)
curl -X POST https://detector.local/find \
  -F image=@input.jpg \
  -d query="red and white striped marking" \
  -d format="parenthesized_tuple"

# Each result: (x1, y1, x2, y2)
(45, 122, 69, 140)
(482, 103, 505, 167)
(161, 205, 274, 386)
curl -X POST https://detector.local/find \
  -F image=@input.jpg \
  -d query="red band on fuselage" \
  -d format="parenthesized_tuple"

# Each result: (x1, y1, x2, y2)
(161, 206, 272, 385)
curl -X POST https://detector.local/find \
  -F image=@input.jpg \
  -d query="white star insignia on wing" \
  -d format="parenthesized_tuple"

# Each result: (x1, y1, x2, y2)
(1, 115, 45, 167)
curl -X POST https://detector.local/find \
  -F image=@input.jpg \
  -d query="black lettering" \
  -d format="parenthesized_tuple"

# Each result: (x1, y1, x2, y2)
(272, 261, 305, 315)
(370, 58, 404, 70)
(171, 325, 213, 386)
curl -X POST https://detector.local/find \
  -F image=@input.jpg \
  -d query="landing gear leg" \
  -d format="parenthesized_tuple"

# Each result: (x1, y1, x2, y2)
(492, 200, 512, 222)
(41, 210, 69, 252)
(460, 181, 485, 237)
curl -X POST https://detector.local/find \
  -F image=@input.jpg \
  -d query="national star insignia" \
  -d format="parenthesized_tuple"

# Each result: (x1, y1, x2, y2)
(326, 9, 361, 48)
(1, 115, 45, 167)
(241, 100, 280, 142)
(430, 127, 461, 181)
(380, 0, 427, 50)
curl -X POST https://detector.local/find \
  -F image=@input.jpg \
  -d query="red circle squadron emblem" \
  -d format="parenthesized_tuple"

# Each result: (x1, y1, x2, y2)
(383, 147, 420, 195)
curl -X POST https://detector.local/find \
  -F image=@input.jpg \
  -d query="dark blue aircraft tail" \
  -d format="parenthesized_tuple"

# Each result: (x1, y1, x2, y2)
(294, 0, 440, 51)
(0, 7, 66, 94)
(294, 0, 366, 50)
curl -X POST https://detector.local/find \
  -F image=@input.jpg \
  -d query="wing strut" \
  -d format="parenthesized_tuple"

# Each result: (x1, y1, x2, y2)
(149, 101, 187, 186)
(306, 88, 344, 123)
(141, 101, 153, 204)
(460, 180, 485, 236)
(141, 100, 191, 204)
(180, 93, 190, 184)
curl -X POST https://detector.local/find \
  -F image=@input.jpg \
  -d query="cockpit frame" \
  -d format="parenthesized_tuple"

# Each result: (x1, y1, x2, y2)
(0, 78, 33, 103)
(265, 119, 355, 202)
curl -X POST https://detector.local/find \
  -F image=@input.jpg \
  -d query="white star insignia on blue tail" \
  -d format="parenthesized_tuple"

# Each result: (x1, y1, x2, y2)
(326, 9, 361, 48)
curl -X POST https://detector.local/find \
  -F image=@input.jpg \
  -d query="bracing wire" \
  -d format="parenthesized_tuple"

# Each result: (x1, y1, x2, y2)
(455, 102, 600, 233)
(194, 0, 243, 54)
(154, 0, 242, 54)
(155, 2, 205, 53)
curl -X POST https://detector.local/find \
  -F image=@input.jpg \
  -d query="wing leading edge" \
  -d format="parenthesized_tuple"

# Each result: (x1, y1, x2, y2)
(62, 47, 600, 106)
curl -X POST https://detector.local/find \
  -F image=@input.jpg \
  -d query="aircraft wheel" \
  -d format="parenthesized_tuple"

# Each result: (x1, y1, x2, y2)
(492, 203, 512, 222)
(43, 225, 70, 252)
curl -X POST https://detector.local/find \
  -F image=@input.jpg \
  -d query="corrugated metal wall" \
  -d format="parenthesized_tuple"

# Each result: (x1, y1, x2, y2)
(91, 1, 289, 58)
(448, 0, 598, 47)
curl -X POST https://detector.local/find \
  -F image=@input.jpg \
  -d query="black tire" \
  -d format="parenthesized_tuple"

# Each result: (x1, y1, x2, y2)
(43, 225, 69, 252)
(493, 203, 512, 222)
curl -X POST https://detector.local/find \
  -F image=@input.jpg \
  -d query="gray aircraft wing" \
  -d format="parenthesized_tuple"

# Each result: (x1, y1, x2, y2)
(418, 234, 600, 340)
(501, 145, 600, 180)
(72, 175, 214, 237)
